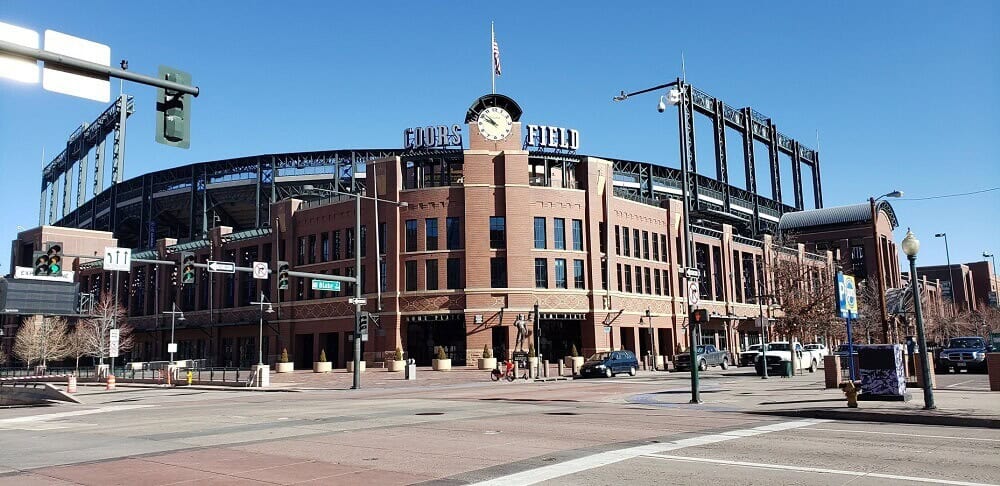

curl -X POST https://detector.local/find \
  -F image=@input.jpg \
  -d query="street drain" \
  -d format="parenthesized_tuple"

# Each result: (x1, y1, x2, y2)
(544, 412, 579, 416)
(415, 412, 444, 416)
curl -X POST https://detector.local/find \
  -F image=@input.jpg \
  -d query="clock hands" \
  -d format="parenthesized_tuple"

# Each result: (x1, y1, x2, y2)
(482, 114, 498, 127)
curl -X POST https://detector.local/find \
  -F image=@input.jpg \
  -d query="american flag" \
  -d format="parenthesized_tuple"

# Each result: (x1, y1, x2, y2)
(492, 37, 502, 76)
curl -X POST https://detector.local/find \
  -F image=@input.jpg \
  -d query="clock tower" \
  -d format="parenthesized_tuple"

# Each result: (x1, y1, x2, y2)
(465, 94, 524, 152)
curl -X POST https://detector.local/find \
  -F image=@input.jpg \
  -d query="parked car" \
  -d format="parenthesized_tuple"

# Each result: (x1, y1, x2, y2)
(803, 343, 829, 356)
(936, 336, 989, 373)
(754, 342, 823, 373)
(738, 344, 761, 367)
(675, 345, 731, 372)
(834, 344, 859, 370)
(578, 350, 639, 378)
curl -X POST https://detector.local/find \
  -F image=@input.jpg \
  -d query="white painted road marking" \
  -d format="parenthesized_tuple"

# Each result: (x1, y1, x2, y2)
(0, 405, 153, 430)
(469, 419, 830, 486)
(645, 454, 1000, 486)
(804, 427, 1000, 442)
(946, 379, 973, 388)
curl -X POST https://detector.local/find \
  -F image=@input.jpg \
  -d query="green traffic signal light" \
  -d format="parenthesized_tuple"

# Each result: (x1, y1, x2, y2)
(277, 261, 290, 290)
(46, 242, 63, 277)
(181, 252, 196, 285)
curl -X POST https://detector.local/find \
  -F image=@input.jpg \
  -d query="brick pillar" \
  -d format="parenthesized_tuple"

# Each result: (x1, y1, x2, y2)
(824, 355, 841, 389)
(988, 353, 1000, 392)
(914, 351, 936, 389)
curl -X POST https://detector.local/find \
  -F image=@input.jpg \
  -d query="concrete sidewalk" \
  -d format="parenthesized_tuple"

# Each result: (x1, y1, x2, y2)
(625, 369, 1000, 428)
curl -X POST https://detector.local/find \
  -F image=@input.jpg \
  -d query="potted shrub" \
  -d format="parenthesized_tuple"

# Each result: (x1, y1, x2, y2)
(388, 346, 407, 372)
(346, 357, 366, 373)
(478, 344, 497, 370)
(432, 346, 452, 371)
(276, 348, 294, 373)
(565, 344, 584, 371)
(313, 349, 332, 373)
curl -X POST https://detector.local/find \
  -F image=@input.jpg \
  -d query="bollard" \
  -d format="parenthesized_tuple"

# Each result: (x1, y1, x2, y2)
(513, 361, 520, 379)
(405, 359, 416, 381)
(542, 360, 549, 378)
(67, 375, 77, 394)
(106, 374, 116, 391)
(824, 355, 841, 389)
(557, 361, 565, 377)
(572, 360, 579, 377)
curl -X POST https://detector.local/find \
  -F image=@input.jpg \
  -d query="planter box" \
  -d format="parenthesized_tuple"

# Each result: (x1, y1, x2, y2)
(432, 358, 452, 371)
(478, 357, 497, 370)
(275, 362, 294, 373)
(313, 361, 332, 373)
(564, 356, 584, 370)
(346, 360, 366, 373)
(388, 360, 407, 372)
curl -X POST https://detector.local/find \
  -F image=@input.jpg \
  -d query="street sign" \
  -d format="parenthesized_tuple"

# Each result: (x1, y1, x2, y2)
(108, 329, 120, 358)
(167, 343, 177, 353)
(684, 267, 700, 279)
(313, 280, 342, 292)
(13, 266, 75, 282)
(836, 272, 858, 319)
(687, 281, 700, 306)
(206, 260, 235, 274)
(42, 29, 111, 102)
(348, 297, 367, 305)
(252, 261, 269, 280)
(104, 246, 131, 271)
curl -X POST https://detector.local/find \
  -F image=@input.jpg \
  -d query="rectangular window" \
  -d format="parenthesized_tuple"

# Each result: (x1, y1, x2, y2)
(346, 228, 355, 259)
(633, 229, 641, 261)
(535, 258, 548, 288)
(634, 265, 642, 294)
(652, 232, 659, 261)
(622, 227, 630, 257)
(446, 217, 461, 249)
(425, 218, 439, 251)
(644, 267, 652, 295)
(642, 231, 650, 260)
(615, 225, 621, 255)
(405, 220, 418, 252)
(661, 234, 668, 263)
(663, 268, 672, 296)
(425, 259, 438, 291)
(696, 243, 710, 299)
(360, 225, 367, 258)
(380, 260, 387, 292)
(447, 257, 461, 289)
(733, 250, 743, 304)
(712, 246, 724, 301)
(654, 269, 662, 295)
(572, 219, 583, 251)
(574, 259, 585, 289)
(600, 259, 608, 290)
(491, 257, 507, 287)
(321, 232, 330, 262)
(308, 234, 316, 264)
(553, 218, 566, 250)
(624, 265, 633, 292)
(534, 217, 547, 249)
(378, 222, 386, 255)
(555, 258, 567, 289)
(405, 260, 417, 291)
(297, 237, 306, 265)
(617, 263, 623, 291)
(490, 217, 506, 249)
(332, 230, 341, 260)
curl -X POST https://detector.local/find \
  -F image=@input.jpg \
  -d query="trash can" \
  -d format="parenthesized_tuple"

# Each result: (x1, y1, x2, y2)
(779, 361, 792, 377)
(405, 359, 416, 381)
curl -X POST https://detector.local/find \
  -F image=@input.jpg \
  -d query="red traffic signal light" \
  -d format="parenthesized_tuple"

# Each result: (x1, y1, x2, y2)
(690, 309, 709, 324)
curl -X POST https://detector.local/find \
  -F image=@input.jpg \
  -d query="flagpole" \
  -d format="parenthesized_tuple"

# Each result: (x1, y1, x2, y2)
(491, 22, 496, 94)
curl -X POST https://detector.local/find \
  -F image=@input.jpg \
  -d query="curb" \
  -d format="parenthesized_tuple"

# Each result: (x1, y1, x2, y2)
(750, 408, 1000, 429)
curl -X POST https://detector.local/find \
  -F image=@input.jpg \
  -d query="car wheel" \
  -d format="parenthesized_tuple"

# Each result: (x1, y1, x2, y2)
(604, 368, 613, 378)
(809, 360, 817, 373)
(629, 366, 637, 376)
(720, 358, 729, 370)
(698, 359, 708, 371)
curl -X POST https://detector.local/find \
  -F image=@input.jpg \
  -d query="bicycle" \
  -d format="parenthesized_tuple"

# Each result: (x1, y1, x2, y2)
(490, 361, 517, 382)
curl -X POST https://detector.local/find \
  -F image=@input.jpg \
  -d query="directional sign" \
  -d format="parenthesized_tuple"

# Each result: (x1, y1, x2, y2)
(252, 261, 269, 280)
(348, 297, 367, 305)
(687, 281, 700, 306)
(108, 329, 120, 358)
(684, 268, 701, 279)
(312, 279, 341, 292)
(206, 260, 235, 274)
(104, 246, 131, 271)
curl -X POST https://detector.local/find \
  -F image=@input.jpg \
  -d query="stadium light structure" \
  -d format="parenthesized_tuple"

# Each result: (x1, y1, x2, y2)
(301, 184, 406, 390)
(613, 78, 703, 403)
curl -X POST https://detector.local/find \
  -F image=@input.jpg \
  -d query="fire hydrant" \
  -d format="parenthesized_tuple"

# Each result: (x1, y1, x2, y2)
(186, 370, 193, 386)
(843, 381, 859, 408)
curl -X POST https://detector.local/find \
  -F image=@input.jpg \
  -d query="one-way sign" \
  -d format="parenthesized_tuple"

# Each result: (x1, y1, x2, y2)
(206, 260, 236, 274)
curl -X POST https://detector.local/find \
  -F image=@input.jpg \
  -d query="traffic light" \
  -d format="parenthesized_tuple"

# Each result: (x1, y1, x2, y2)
(358, 311, 370, 334)
(277, 261, 290, 290)
(690, 309, 709, 324)
(33, 251, 50, 276)
(181, 252, 196, 285)
(46, 242, 63, 277)
(155, 66, 192, 149)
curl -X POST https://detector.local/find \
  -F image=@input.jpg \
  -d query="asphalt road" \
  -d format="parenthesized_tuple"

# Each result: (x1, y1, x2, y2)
(0, 370, 997, 485)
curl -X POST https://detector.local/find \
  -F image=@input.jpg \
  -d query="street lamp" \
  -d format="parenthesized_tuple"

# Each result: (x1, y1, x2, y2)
(162, 303, 185, 365)
(870, 190, 903, 342)
(934, 233, 958, 317)
(901, 228, 936, 410)
(644, 308, 656, 369)
(302, 183, 406, 390)
(614, 78, 701, 403)
(250, 292, 274, 366)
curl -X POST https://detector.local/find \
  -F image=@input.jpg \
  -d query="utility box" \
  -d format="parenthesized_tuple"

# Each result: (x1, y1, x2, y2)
(858, 344, 909, 401)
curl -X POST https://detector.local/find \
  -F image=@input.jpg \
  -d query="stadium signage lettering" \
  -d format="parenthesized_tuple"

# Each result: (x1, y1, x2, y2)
(404, 125, 462, 150)
(525, 125, 579, 151)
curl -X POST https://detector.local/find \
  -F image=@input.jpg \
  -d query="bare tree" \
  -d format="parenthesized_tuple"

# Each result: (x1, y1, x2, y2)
(851, 278, 884, 344)
(13, 315, 72, 369)
(76, 294, 134, 364)
(67, 326, 90, 374)
(767, 242, 840, 343)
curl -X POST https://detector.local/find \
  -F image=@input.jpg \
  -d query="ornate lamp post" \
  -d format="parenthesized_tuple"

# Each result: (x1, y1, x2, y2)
(901, 229, 936, 410)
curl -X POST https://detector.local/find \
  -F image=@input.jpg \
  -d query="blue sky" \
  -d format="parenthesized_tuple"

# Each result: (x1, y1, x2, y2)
(1, 1, 997, 272)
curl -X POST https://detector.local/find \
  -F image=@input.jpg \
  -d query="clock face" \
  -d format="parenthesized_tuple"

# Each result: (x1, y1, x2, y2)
(476, 106, 513, 141)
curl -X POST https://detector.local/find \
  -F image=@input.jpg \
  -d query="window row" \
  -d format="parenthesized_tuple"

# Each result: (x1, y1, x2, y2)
(614, 225, 669, 263)
(616, 264, 673, 296)
(533, 217, 584, 251)
(296, 225, 389, 265)
(534, 258, 586, 289)
(405, 217, 462, 252)
(403, 258, 463, 291)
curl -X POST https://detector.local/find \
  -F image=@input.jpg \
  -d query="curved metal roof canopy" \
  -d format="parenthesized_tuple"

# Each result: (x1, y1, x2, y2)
(777, 201, 898, 231)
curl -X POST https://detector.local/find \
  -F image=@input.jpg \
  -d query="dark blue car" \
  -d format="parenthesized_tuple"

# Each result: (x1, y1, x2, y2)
(578, 350, 639, 378)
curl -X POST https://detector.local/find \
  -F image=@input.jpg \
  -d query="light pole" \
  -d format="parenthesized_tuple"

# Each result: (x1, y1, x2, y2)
(934, 233, 958, 317)
(901, 229, 935, 410)
(614, 79, 701, 403)
(250, 292, 274, 366)
(302, 184, 406, 390)
(870, 190, 903, 342)
(162, 303, 185, 365)
(644, 308, 655, 369)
